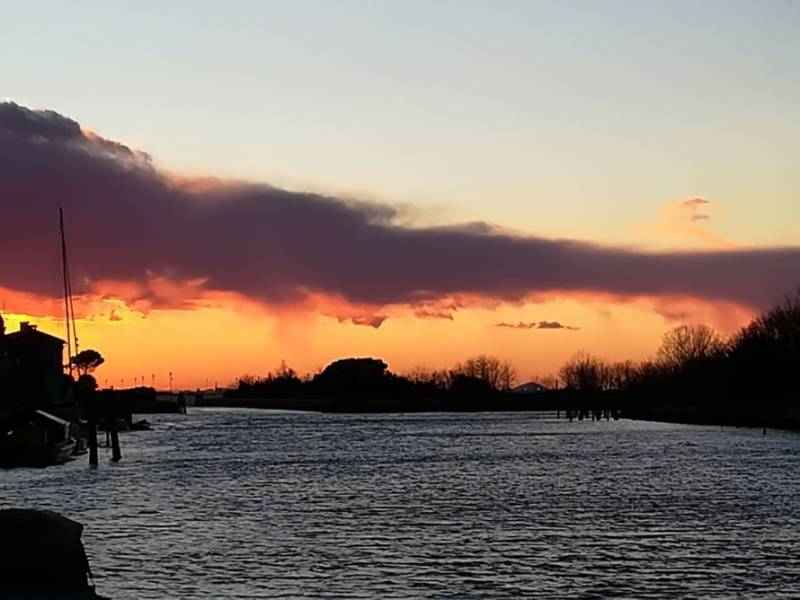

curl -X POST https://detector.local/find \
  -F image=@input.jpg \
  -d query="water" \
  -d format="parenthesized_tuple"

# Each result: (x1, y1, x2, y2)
(3, 409, 800, 598)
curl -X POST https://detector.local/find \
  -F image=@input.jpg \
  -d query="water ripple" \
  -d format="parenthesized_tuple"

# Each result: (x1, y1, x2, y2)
(3, 410, 800, 598)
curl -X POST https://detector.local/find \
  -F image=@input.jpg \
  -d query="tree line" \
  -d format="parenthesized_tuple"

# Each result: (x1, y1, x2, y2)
(233, 291, 799, 417)
(233, 354, 517, 400)
(558, 291, 800, 413)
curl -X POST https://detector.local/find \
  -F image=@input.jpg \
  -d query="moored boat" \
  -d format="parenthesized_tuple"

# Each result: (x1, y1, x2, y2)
(0, 410, 77, 468)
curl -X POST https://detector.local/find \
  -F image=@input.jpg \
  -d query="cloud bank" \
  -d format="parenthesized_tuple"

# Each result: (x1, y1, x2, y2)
(1, 102, 799, 317)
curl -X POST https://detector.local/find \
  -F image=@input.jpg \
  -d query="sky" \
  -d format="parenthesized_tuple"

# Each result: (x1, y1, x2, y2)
(1, 1, 798, 388)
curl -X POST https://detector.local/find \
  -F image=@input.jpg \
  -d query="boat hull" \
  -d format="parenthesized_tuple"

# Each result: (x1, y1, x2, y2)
(0, 438, 77, 469)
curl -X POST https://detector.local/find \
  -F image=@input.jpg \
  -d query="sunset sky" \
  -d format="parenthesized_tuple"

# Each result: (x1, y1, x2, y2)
(1, 1, 799, 388)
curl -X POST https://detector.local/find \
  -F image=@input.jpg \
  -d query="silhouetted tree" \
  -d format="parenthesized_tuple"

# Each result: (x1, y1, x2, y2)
(77, 374, 98, 393)
(71, 349, 104, 377)
(538, 375, 561, 390)
(450, 355, 516, 391)
(559, 351, 608, 392)
(626, 360, 667, 390)
(265, 360, 303, 396)
(656, 324, 725, 371)
(313, 357, 403, 398)
(448, 373, 495, 396)
(404, 366, 448, 395)
(272, 360, 298, 381)
(318, 358, 388, 382)
(619, 296, 799, 413)
(728, 291, 800, 399)
(233, 362, 307, 398)
(238, 374, 259, 386)
(607, 360, 638, 390)
(732, 292, 800, 358)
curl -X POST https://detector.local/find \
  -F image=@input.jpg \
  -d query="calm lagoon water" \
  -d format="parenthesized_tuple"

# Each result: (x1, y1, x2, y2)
(3, 408, 800, 598)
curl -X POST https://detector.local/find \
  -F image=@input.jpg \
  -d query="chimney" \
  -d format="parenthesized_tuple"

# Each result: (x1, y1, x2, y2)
(20, 322, 37, 332)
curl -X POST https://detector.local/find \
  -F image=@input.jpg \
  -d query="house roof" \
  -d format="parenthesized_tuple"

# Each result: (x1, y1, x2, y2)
(4, 328, 65, 346)
(510, 381, 546, 394)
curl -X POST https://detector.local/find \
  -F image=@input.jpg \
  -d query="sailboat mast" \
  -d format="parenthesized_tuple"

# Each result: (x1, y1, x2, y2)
(60, 207, 78, 375)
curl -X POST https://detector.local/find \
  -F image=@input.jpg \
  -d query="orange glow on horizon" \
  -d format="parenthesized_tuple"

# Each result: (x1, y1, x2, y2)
(0, 283, 758, 390)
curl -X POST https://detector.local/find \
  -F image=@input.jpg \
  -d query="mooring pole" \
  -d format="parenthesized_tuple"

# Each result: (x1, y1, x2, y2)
(109, 418, 122, 462)
(88, 419, 98, 466)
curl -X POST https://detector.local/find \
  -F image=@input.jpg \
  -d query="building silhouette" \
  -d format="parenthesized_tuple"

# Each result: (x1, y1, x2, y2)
(0, 314, 75, 420)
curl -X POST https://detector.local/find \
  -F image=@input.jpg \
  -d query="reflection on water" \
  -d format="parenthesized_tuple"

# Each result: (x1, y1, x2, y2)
(3, 409, 800, 598)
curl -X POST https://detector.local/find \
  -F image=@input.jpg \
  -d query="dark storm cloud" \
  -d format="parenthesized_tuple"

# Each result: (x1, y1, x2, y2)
(0, 102, 82, 139)
(1, 102, 799, 311)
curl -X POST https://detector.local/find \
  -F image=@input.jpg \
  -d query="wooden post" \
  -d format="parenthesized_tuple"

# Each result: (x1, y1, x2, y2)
(88, 419, 98, 467)
(110, 418, 122, 462)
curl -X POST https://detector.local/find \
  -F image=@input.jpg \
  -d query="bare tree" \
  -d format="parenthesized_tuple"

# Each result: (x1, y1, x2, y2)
(451, 355, 517, 391)
(733, 290, 800, 353)
(657, 324, 724, 370)
(538, 374, 561, 390)
(559, 350, 608, 392)
(405, 366, 447, 389)
(729, 290, 800, 393)
(607, 360, 637, 390)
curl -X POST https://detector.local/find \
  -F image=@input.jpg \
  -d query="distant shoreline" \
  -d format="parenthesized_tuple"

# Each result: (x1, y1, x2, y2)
(196, 393, 594, 414)
(194, 394, 800, 431)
